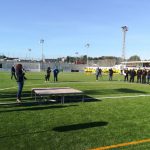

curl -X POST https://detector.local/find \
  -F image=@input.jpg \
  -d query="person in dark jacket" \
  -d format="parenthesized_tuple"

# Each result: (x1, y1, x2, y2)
(11, 65, 17, 80)
(137, 68, 142, 83)
(15, 64, 26, 103)
(53, 68, 59, 82)
(124, 68, 129, 82)
(45, 67, 51, 82)
(95, 67, 100, 81)
(129, 69, 136, 82)
(108, 68, 113, 81)
(147, 70, 150, 84)
(142, 69, 147, 84)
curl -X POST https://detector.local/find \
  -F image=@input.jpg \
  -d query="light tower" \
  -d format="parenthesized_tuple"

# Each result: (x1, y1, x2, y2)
(75, 52, 78, 64)
(40, 39, 44, 62)
(28, 48, 31, 61)
(121, 26, 128, 61)
(40, 39, 44, 70)
(85, 43, 90, 66)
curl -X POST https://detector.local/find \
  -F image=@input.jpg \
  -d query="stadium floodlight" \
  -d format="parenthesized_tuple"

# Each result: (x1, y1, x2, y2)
(121, 26, 128, 61)
(85, 43, 90, 66)
(75, 52, 78, 64)
(28, 49, 31, 60)
(40, 39, 44, 62)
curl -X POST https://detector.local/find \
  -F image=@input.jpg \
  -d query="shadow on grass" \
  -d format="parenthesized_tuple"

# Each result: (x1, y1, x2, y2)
(84, 88, 147, 95)
(0, 90, 100, 103)
(52, 95, 101, 103)
(0, 91, 32, 99)
(0, 104, 78, 113)
(53, 121, 108, 132)
(116, 88, 146, 93)
(0, 87, 101, 111)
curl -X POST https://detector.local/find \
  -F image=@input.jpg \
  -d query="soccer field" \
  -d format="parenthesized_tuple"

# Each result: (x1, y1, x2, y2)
(0, 71, 150, 150)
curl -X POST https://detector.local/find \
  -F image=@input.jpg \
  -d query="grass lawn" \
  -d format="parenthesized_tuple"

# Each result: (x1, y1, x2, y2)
(0, 71, 150, 150)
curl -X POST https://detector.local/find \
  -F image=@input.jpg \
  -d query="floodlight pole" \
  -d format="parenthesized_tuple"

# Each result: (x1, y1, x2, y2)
(75, 52, 78, 64)
(121, 26, 128, 61)
(40, 39, 44, 70)
(28, 48, 31, 61)
(85, 43, 90, 66)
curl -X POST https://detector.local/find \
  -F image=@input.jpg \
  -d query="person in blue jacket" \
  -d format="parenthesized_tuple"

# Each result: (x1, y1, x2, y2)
(53, 68, 59, 82)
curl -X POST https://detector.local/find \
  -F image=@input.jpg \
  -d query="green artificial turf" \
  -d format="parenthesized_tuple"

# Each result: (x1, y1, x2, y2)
(0, 71, 150, 150)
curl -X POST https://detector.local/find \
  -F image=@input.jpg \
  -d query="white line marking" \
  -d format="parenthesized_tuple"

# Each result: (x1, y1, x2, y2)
(0, 83, 47, 91)
(86, 94, 150, 100)
(0, 80, 149, 91)
(0, 87, 17, 91)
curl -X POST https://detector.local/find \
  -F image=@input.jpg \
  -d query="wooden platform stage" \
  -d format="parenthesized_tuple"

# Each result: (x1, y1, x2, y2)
(32, 87, 84, 104)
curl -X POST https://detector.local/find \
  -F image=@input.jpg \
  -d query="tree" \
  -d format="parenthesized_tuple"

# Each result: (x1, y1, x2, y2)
(0, 55, 6, 59)
(128, 55, 141, 61)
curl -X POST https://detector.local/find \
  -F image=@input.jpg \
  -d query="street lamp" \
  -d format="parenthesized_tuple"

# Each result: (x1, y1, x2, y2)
(28, 48, 31, 61)
(40, 39, 44, 70)
(85, 43, 90, 66)
(40, 39, 44, 62)
(75, 52, 78, 64)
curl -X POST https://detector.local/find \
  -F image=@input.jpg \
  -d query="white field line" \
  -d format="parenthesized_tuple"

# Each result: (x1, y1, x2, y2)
(1, 93, 150, 105)
(86, 94, 150, 100)
(0, 81, 91, 91)
(0, 80, 149, 91)
(1, 94, 150, 105)
(0, 81, 104, 91)
(1, 93, 150, 99)
(0, 86, 17, 91)
(0, 83, 48, 91)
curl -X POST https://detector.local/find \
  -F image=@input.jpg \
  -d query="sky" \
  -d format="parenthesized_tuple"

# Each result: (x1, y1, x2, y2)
(0, 0, 150, 60)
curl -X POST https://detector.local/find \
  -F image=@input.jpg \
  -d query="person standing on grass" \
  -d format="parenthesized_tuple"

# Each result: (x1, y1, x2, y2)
(95, 67, 100, 81)
(129, 69, 136, 82)
(108, 68, 113, 81)
(53, 68, 59, 82)
(45, 67, 51, 82)
(137, 68, 142, 83)
(15, 64, 26, 103)
(99, 68, 102, 77)
(147, 70, 150, 84)
(142, 69, 147, 84)
(123, 68, 129, 82)
(11, 65, 17, 80)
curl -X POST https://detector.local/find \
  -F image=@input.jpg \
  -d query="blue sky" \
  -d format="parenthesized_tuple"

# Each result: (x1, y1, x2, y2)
(0, 0, 150, 60)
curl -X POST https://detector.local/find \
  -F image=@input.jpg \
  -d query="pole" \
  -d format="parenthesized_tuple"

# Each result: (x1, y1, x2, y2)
(28, 48, 31, 61)
(85, 43, 90, 66)
(121, 26, 128, 61)
(75, 52, 78, 64)
(40, 39, 44, 70)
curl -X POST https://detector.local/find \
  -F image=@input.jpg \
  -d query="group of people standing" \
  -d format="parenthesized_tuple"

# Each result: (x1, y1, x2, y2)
(95, 67, 114, 81)
(45, 67, 59, 82)
(123, 68, 150, 84)
(95, 67, 102, 80)
(11, 65, 150, 103)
